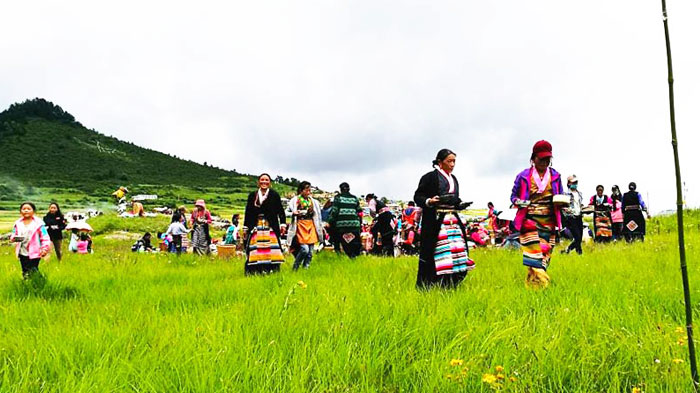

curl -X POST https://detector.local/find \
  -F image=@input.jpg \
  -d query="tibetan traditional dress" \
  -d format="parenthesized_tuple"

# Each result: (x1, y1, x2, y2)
(590, 195, 613, 243)
(243, 189, 287, 275)
(520, 176, 557, 270)
(414, 169, 475, 289)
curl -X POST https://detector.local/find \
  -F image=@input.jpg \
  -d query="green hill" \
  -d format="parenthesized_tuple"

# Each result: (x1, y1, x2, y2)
(0, 98, 298, 214)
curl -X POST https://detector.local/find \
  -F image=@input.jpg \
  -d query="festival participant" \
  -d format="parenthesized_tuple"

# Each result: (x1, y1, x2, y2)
(610, 185, 624, 240)
(175, 206, 189, 228)
(328, 182, 363, 258)
(365, 193, 396, 256)
(165, 213, 190, 255)
(224, 214, 240, 246)
(562, 175, 584, 255)
(10, 202, 51, 279)
(112, 186, 128, 204)
(510, 140, 563, 287)
(402, 202, 419, 226)
(132, 200, 145, 217)
(190, 199, 212, 255)
(76, 233, 92, 254)
(43, 202, 67, 261)
(622, 182, 648, 242)
(414, 148, 475, 289)
(589, 185, 613, 243)
(243, 174, 286, 275)
(400, 201, 421, 253)
(287, 181, 324, 270)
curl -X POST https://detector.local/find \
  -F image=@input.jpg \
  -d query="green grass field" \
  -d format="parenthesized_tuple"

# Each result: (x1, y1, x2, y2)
(1, 214, 699, 392)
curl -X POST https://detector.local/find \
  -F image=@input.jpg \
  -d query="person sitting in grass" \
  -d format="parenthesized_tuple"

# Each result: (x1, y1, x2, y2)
(224, 214, 240, 246)
(76, 233, 92, 254)
(132, 232, 155, 252)
(10, 202, 52, 279)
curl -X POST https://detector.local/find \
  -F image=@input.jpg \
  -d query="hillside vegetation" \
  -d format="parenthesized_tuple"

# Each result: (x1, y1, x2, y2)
(0, 98, 298, 214)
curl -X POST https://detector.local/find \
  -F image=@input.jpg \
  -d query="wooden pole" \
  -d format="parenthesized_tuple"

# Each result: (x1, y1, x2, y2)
(660, 0, 698, 388)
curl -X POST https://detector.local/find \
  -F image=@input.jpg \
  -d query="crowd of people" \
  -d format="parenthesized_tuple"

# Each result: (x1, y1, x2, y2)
(8, 140, 649, 290)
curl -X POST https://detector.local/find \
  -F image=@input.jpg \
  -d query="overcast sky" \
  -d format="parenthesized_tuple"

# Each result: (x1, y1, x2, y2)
(1, 0, 698, 212)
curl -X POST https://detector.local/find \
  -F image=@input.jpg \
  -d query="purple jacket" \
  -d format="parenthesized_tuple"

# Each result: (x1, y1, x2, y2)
(510, 167, 564, 231)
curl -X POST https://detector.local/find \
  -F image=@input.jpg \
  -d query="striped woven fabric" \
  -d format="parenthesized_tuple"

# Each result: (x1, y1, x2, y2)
(520, 178, 556, 270)
(434, 215, 474, 276)
(594, 213, 613, 239)
(246, 217, 284, 265)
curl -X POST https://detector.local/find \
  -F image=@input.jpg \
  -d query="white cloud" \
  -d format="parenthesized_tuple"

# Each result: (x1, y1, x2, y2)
(1, 0, 698, 213)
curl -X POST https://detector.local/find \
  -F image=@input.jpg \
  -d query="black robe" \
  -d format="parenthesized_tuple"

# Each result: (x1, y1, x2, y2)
(622, 191, 646, 241)
(413, 169, 468, 289)
(43, 212, 67, 241)
(243, 189, 287, 274)
(243, 189, 286, 242)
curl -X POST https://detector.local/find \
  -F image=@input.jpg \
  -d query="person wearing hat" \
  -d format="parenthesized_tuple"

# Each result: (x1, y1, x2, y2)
(588, 185, 613, 243)
(510, 140, 564, 287)
(562, 175, 584, 254)
(190, 199, 212, 255)
(328, 182, 363, 258)
(621, 182, 648, 242)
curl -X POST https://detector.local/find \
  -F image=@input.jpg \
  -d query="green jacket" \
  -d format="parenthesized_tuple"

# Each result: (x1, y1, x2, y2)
(328, 192, 362, 233)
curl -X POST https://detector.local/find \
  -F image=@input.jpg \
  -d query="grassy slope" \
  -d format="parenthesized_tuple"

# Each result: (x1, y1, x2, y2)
(0, 114, 296, 223)
(0, 213, 699, 392)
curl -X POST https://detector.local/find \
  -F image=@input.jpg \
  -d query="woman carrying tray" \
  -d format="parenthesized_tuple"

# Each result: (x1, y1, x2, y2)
(413, 148, 475, 290)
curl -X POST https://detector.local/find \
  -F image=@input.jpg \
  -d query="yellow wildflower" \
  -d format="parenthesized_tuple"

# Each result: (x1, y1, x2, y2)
(495, 365, 504, 373)
(632, 387, 642, 393)
(675, 327, 685, 334)
(450, 359, 464, 367)
(672, 358, 684, 364)
(446, 374, 453, 380)
(496, 373, 505, 380)
(482, 373, 498, 384)
(509, 376, 517, 382)
(297, 280, 307, 289)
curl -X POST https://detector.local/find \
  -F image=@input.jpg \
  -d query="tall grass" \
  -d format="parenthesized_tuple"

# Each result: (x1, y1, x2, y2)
(0, 216, 698, 392)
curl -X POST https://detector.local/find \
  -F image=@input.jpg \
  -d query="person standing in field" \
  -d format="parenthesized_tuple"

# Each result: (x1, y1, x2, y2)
(622, 182, 648, 242)
(562, 175, 584, 255)
(165, 212, 190, 255)
(365, 193, 396, 257)
(511, 140, 564, 287)
(190, 199, 212, 255)
(414, 148, 475, 289)
(589, 185, 613, 243)
(287, 181, 324, 270)
(328, 182, 363, 258)
(610, 185, 624, 241)
(10, 202, 51, 279)
(43, 202, 67, 261)
(243, 173, 286, 275)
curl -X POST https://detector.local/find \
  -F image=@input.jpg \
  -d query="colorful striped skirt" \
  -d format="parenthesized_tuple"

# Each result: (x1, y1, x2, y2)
(520, 212, 556, 271)
(593, 212, 613, 241)
(434, 215, 475, 276)
(245, 216, 284, 273)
